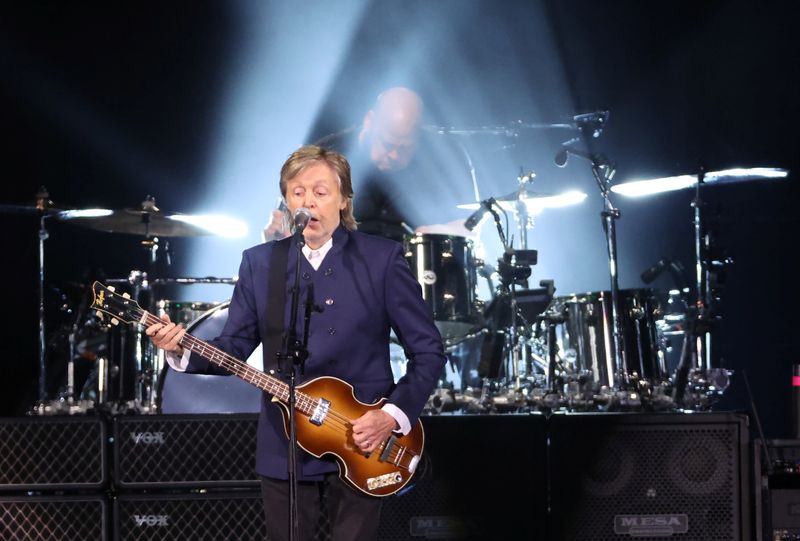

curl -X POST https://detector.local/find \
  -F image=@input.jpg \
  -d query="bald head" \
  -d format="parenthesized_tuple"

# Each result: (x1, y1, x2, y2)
(361, 87, 424, 172)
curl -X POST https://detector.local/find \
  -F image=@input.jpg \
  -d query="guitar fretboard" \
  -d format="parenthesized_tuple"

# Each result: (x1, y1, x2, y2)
(138, 310, 319, 416)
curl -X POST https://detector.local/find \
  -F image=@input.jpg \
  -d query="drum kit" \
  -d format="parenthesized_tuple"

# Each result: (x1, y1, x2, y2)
(2, 190, 245, 415)
(7, 155, 789, 417)
(404, 163, 789, 415)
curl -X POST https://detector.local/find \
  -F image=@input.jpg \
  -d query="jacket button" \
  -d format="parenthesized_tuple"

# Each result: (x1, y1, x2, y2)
(325, 298, 334, 306)
(328, 327, 336, 335)
(324, 267, 333, 276)
(302, 272, 311, 280)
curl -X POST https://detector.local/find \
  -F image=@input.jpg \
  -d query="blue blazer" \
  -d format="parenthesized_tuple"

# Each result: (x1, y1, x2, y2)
(186, 226, 446, 480)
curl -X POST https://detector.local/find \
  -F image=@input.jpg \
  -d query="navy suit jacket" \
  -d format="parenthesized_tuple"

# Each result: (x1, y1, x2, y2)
(185, 226, 446, 480)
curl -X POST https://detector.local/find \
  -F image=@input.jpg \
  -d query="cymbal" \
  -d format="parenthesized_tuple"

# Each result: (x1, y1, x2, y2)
(611, 167, 789, 197)
(458, 190, 587, 212)
(60, 207, 248, 238)
(60, 207, 215, 237)
(0, 202, 72, 217)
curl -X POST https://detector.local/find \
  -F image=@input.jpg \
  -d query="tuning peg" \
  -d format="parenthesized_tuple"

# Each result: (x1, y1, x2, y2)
(108, 286, 116, 292)
(96, 311, 104, 319)
(110, 318, 119, 326)
(122, 292, 131, 299)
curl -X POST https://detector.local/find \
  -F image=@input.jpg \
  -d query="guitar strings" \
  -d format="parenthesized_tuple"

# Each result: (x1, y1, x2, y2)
(138, 310, 415, 469)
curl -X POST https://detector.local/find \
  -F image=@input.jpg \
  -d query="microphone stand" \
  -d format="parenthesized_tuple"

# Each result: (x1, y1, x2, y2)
(277, 228, 311, 541)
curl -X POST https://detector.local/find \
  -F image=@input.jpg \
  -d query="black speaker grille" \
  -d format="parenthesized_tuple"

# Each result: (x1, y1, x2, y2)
(550, 413, 747, 541)
(0, 417, 106, 490)
(114, 414, 258, 488)
(0, 496, 107, 541)
(114, 492, 264, 541)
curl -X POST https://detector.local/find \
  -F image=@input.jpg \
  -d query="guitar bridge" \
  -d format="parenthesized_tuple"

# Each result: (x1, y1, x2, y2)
(309, 398, 331, 426)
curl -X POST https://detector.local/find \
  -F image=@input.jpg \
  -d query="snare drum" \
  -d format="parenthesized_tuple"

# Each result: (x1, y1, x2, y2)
(551, 289, 665, 389)
(158, 301, 262, 414)
(403, 233, 480, 339)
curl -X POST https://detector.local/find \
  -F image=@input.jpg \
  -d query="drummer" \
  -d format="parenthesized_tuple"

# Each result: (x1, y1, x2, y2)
(263, 86, 475, 243)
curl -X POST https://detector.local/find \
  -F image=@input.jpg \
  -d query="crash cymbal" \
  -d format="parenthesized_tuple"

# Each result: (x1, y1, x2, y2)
(0, 203, 68, 217)
(61, 208, 221, 237)
(59, 197, 248, 238)
(611, 167, 789, 197)
(458, 190, 587, 212)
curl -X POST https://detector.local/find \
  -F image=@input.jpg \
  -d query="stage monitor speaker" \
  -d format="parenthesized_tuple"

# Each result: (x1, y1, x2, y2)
(378, 414, 548, 540)
(549, 412, 751, 541)
(0, 416, 107, 491)
(114, 491, 264, 541)
(0, 494, 107, 541)
(114, 414, 259, 489)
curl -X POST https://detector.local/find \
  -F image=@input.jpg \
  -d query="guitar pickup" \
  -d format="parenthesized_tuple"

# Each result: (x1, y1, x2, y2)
(309, 398, 331, 426)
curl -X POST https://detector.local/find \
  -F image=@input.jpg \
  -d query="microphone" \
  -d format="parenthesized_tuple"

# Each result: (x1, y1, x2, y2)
(464, 198, 495, 231)
(641, 257, 670, 284)
(293, 207, 312, 234)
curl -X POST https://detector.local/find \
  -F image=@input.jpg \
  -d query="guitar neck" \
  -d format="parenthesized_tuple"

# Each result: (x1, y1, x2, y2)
(138, 310, 299, 408)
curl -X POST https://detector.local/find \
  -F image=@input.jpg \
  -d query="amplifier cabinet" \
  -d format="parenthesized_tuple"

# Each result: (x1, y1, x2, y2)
(114, 414, 259, 489)
(378, 414, 548, 540)
(114, 491, 264, 541)
(0, 494, 107, 541)
(549, 412, 751, 541)
(0, 416, 107, 491)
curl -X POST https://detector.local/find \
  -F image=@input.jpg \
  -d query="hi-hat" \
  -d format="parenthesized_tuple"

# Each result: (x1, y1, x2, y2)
(458, 189, 587, 212)
(611, 167, 789, 197)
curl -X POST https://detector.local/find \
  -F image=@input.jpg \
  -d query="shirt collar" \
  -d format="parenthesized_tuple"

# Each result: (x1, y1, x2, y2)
(301, 237, 333, 269)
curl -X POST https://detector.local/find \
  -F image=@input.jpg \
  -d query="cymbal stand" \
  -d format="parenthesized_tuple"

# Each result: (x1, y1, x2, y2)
(134, 195, 172, 413)
(34, 187, 53, 412)
(692, 172, 712, 372)
(673, 171, 733, 408)
(513, 169, 538, 251)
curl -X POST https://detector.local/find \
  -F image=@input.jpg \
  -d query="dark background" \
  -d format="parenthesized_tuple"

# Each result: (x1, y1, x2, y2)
(1, 1, 797, 436)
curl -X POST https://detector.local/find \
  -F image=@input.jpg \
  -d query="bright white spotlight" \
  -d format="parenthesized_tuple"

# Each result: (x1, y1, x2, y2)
(169, 214, 248, 238)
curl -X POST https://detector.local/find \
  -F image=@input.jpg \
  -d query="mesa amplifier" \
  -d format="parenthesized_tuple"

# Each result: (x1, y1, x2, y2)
(549, 412, 751, 541)
(755, 439, 800, 541)
(114, 491, 264, 541)
(114, 414, 258, 489)
(0, 494, 107, 541)
(0, 416, 107, 491)
(377, 414, 548, 540)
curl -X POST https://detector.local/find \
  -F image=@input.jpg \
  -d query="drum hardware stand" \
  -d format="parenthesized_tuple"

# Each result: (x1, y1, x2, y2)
(556, 114, 627, 391)
(671, 172, 732, 408)
(33, 187, 54, 414)
(513, 169, 538, 251)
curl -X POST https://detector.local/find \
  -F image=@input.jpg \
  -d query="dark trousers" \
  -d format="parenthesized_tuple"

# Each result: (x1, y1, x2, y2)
(260, 474, 382, 541)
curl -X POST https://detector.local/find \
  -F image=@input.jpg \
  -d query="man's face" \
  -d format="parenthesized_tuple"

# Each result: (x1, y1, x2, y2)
(369, 128, 418, 172)
(284, 162, 346, 249)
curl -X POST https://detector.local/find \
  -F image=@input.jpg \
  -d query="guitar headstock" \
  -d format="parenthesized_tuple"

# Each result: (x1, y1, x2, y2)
(91, 281, 144, 326)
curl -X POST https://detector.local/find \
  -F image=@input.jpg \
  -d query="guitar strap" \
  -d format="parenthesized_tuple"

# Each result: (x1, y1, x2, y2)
(263, 237, 291, 373)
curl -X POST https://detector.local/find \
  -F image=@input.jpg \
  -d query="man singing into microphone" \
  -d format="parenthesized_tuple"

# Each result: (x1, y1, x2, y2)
(146, 145, 446, 541)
